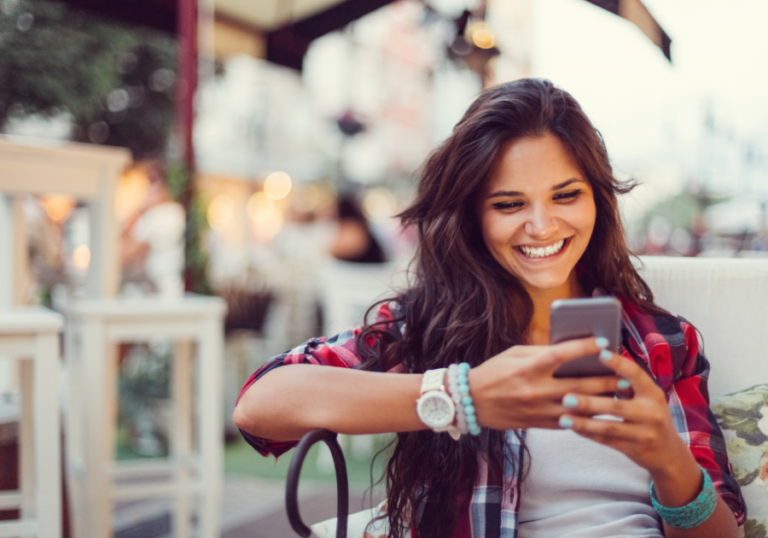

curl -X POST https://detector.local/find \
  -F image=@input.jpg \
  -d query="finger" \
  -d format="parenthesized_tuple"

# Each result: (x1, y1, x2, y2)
(503, 344, 549, 358)
(594, 351, 658, 394)
(535, 337, 604, 372)
(558, 413, 642, 443)
(560, 393, 632, 420)
(555, 375, 624, 397)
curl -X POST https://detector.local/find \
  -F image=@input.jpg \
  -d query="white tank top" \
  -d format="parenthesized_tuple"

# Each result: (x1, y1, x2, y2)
(518, 428, 664, 538)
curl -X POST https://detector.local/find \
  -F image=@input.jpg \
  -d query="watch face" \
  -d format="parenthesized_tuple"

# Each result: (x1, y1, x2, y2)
(417, 392, 455, 428)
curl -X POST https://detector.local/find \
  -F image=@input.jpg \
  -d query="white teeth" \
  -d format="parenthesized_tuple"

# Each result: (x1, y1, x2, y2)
(520, 239, 565, 259)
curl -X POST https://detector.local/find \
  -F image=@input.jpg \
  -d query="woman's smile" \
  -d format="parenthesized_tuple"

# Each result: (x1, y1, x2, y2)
(480, 133, 596, 298)
(516, 237, 570, 259)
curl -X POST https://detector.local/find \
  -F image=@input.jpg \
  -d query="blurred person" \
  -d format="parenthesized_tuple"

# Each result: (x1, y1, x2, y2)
(234, 79, 744, 538)
(120, 161, 185, 298)
(329, 193, 388, 264)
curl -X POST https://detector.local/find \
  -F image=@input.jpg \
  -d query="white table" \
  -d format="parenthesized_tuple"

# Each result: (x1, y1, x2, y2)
(0, 307, 63, 538)
(64, 296, 226, 538)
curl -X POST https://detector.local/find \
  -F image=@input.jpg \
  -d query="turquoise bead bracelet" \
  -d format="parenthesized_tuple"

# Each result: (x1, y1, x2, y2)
(650, 467, 717, 529)
(457, 362, 481, 436)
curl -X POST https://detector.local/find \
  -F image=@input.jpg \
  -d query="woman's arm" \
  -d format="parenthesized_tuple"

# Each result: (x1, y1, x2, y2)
(234, 365, 425, 440)
(234, 336, 623, 449)
(558, 347, 740, 538)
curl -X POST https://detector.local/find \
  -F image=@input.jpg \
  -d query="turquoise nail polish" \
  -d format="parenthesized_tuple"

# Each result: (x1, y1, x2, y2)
(563, 395, 578, 408)
(559, 416, 573, 428)
(595, 336, 609, 348)
(599, 349, 613, 361)
(618, 379, 631, 390)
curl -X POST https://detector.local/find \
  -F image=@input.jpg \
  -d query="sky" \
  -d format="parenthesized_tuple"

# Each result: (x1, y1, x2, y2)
(528, 0, 768, 222)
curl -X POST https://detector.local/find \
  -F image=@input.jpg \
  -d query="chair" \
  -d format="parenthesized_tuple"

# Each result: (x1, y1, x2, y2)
(318, 260, 408, 336)
(0, 307, 63, 538)
(64, 296, 226, 538)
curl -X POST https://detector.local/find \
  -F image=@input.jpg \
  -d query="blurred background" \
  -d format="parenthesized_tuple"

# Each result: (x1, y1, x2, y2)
(1, 0, 767, 536)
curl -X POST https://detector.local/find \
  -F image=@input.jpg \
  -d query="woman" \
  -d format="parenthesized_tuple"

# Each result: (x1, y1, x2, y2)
(234, 79, 745, 538)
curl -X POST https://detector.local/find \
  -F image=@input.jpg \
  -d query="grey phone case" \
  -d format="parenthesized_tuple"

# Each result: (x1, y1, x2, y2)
(550, 297, 621, 378)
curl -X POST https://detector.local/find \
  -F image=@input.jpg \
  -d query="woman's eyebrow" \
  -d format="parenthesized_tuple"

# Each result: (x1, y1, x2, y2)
(485, 178, 586, 199)
(551, 178, 586, 190)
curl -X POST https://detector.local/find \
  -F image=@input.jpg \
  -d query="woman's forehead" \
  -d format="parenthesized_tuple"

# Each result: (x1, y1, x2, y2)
(485, 134, 586, 194)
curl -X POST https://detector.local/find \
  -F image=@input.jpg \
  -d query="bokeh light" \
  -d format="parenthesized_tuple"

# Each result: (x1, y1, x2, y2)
(72, 245, 91, 270)
(247, 191, 284, 241)
(40, 195, 76, 223)
(470, 22, 495, 49)
(116, 168, 150, 221)
(207, 194, 235, 231)
(362, 188, 398, 222)
(264, 171, 292, 200)
(291, 184, 321, 213)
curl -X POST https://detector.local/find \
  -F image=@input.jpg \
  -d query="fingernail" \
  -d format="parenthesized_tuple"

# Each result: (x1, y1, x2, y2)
(563, 395, 579, 408)
(599, 349, 613, 361)
(618, 379, 631, 390)
(559, 416, 573, 429)
(595, 336, 609, 348)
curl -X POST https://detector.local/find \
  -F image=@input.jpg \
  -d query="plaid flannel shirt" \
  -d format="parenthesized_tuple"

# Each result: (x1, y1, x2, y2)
(238, 296, 747, 536)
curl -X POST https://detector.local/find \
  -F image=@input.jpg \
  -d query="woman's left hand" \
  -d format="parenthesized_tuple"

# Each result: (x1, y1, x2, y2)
(557, 349, 691, 476)
(561, 350, 739, 537)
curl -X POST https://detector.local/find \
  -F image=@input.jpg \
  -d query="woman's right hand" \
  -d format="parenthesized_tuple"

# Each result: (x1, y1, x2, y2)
(468, 337, 623, 430)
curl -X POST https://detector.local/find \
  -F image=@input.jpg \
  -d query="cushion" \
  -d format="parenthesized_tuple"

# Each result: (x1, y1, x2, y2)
(310, 501, 389, 538)
(711, 384, 768, 538)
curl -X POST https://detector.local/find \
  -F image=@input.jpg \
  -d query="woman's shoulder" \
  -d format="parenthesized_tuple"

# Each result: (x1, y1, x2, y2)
(619, 295, 695, 340)
(618, 296, 703, 382)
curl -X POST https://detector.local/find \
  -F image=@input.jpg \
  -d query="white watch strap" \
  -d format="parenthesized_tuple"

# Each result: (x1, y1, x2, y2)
(421, 368, 448, 394)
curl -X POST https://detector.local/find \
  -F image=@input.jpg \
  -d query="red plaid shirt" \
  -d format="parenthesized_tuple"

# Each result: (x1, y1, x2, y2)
(238, 297, 747, 535)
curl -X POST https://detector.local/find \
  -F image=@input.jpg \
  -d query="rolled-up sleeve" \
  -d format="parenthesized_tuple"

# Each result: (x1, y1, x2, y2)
(668, 320, 747, 525)
(236, 302, 399, 458)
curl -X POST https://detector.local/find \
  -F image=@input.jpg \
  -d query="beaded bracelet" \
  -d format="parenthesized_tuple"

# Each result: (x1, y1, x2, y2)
(447, 364, 469, 436)
(650, 467, 717, 529)
(456, 362, 481, 436)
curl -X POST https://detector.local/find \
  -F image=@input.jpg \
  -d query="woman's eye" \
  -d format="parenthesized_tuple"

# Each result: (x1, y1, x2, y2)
(553, 189, 582, 202)
(491, 201, 523, 211)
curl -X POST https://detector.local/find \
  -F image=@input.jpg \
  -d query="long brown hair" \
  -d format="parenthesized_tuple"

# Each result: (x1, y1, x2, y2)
(359, 78, 659, 538)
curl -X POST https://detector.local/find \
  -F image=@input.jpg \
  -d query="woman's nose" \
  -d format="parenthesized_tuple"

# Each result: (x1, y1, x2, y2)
(524, 205, 558, 238)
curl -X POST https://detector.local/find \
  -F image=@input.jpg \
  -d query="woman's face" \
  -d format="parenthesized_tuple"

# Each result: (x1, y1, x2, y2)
(479, 133, 596, 298)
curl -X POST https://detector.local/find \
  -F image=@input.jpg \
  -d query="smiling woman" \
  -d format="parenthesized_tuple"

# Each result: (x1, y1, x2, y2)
(233, 79, 745, 538)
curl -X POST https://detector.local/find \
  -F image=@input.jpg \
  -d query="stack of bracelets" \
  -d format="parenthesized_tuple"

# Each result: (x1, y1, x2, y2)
(446, 362, 481, 436)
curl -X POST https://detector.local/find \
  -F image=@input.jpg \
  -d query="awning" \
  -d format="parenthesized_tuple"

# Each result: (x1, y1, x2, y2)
(584, 0, 671, 61)
(54, 0, 398, 71)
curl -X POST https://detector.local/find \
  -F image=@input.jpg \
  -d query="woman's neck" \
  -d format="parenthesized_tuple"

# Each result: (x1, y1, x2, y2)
(524, 276, 588, 346)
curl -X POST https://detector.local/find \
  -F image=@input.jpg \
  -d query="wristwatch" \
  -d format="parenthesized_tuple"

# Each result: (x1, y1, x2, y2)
(416, 368, 460, 440)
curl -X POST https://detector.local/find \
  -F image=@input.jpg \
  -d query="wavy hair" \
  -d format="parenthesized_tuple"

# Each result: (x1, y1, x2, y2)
(359, 78, 660, 538)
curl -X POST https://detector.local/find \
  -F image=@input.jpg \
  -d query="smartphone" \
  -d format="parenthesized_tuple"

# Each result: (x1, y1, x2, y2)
(550, 297, 621, 378)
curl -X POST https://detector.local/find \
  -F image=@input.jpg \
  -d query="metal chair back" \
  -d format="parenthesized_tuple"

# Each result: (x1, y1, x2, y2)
(286, 429, 349, 538)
